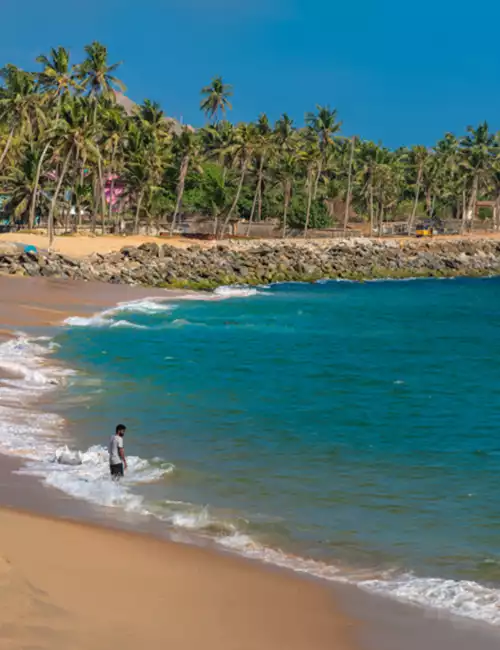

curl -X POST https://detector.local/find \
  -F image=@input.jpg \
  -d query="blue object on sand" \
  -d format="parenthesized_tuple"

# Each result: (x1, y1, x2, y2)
(24, 245, 37, 253)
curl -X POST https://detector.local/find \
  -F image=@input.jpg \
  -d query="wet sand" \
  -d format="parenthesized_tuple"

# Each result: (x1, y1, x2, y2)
(0, 275, 188, 328)
(0, 506, 354, 650)
(0, 275, 499, 650)
(0, 454, 499, 650)
(0, 276, 357, 650)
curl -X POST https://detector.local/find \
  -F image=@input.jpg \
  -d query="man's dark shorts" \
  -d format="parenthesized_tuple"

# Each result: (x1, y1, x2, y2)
(110, 463, 124, 479)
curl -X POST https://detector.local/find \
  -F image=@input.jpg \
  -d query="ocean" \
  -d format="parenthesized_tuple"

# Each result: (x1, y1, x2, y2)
(2, 277, 500, 626)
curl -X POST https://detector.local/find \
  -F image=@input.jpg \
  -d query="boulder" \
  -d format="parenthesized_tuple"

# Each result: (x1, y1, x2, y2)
(0, 241, 20, 256)
(138, 242, 160, 257)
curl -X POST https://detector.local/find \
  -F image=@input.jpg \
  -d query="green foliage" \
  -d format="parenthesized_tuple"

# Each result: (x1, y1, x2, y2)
(288, 194, 331, 229)
(0, 41, 500, 240)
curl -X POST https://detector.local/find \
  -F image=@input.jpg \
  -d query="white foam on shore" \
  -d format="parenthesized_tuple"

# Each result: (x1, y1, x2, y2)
(215, 532, 500, 626)
(0, 334, 174, 514)
(114, 298, 175, 314)
(2, 333, 500, 629)
(64, 314, 114, 328)
(360, 576, 500, 626)
(64, 298, 176, 329)
(20, 444, 175, 512)
(62, 289, 265, 329)
(213, 285, 261, 298)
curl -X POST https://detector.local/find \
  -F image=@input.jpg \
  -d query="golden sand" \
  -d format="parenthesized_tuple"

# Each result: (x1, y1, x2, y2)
(0, 508, 356, 650)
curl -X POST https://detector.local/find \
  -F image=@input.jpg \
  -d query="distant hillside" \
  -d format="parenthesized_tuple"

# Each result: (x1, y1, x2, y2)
(113, 91, 190, 134)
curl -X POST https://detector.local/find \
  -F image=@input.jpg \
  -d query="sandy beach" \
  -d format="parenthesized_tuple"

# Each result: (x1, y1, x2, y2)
(3, 231, 500, 260)
(1, 274, 500, 650)
(0, 275, 189, 328)
(0, 506, 355, 650)
(0, 276, 357, 650)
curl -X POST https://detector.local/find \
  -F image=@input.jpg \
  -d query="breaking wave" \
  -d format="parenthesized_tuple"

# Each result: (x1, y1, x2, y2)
(2, 323, 500, 629)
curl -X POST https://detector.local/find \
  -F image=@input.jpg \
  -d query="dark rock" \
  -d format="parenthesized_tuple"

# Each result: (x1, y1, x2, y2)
(138, 242, 160, 257)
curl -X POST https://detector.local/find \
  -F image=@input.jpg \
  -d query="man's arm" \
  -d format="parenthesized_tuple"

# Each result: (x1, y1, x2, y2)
(118, 440, 127, 470)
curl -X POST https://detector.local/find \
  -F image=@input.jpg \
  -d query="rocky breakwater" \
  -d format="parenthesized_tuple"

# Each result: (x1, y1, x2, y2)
(1, 238, 500, 289)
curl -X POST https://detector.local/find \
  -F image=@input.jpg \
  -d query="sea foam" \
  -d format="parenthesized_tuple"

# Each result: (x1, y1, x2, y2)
(64, 297, 176, 329)
(3, 319, 500, 629)
(213, 285, 261, 298)
(0, 333, 174, 514)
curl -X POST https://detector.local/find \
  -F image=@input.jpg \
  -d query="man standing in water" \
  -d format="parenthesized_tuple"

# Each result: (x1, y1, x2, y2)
(109, 424, 127, 479)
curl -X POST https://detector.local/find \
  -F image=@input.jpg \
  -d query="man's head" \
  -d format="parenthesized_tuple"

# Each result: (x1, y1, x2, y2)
(116, 424, 126, 437)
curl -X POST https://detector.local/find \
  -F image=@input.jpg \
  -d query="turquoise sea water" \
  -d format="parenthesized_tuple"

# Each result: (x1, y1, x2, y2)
(44, 278, 500, 622)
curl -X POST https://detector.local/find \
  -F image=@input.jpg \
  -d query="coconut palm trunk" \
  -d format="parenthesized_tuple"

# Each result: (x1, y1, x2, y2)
(219, 159, 247, 239)
(170, 154, 190, 236)
(75, 164, 85, 231)
(343, 136, 356, 235)
(29, 142, 50, 229)
(495, 193, 500, 231)
(246, 183, 259, 237)
(257, 180, 263, 222)
(313, 159, 322, 200)
(0, 127, 15, 170)
(91, 175, 99, 233)
(134, 190, 145, 234)
(425, 189, 432, 218)
(282, 181, 291, 239)
(408, 165, 423, 232)
(48, 146, 73, 249)
(304, 166, 314, 238)
(369, 180, 375, 237)
(246, 157, 265, 236)
(463, 177, 478, 234)
(108, 145, 117, 225)
(97, 156, 107, 235)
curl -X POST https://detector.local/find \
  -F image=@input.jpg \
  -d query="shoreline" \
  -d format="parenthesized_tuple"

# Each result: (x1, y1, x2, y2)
(0, 505, 354, 650)
(2, 236, 500, 291)
(1, 276, 500, 650)
(0, 276, 358, 650)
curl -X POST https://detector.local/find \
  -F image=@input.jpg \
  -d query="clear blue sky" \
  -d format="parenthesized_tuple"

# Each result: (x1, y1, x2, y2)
(2, 0, 500, 147)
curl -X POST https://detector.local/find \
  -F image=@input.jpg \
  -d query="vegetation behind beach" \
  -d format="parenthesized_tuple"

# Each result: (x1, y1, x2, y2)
(1, 42, 500, 243)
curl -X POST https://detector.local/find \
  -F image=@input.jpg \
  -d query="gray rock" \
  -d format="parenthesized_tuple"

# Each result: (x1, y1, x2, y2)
(0, 242, 19, 256)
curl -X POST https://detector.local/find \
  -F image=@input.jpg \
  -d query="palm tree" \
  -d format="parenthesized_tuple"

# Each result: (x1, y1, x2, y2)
(371, 149, 403, 233)
(100, 101, 127, 224)
(246, 114, 272, 235)
(218, 123, 255, 238)
(200, 76, 233, 123)
(170, 128, 202, 234)
(123, 124, 156, 234)
(460, 122, 495, 232)
(201, 120, 235, 175)
(76, 41, 124, 124)
(343, 135, 357, 234)
(434, 133, 460, 219)
(356, 140, 379, 236)
(406, 145, 429, 230)
(47, 96, 99, 246)
(0, 144, 47, 225)
(135, 99, 169, 141)
(306, 105, 341, 197)
(36, 47, 80, 115)
(275, 150, 300, 237)
(0, 65, 43, 169)
(299, 133, 321, 237)
(274, 114, 296, 152)
(29, 137, 52, 229)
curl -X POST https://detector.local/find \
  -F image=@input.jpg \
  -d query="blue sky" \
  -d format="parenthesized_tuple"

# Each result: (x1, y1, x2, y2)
(2, 0, 500, 147)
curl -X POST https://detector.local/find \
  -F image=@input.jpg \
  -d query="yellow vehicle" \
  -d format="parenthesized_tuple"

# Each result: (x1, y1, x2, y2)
(415, 223, 433, 238)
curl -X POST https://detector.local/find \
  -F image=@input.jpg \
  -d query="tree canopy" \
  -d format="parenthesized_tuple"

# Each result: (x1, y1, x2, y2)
(1, 42, 500, 243)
